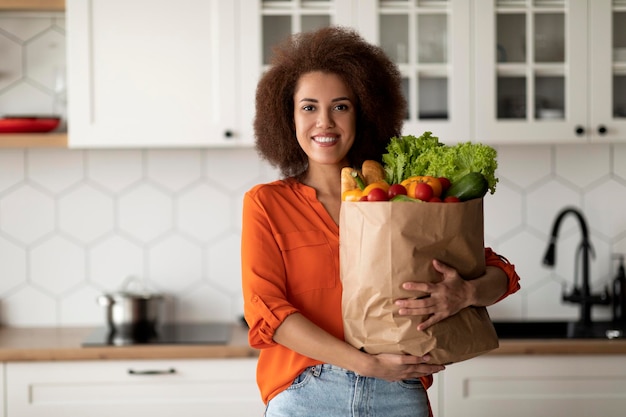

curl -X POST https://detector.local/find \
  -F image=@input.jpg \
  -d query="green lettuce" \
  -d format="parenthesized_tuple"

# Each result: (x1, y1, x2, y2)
(382, 132, 499, 194)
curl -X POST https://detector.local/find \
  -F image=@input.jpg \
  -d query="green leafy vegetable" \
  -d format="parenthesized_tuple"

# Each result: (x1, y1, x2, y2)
(382, 131, 499, 194)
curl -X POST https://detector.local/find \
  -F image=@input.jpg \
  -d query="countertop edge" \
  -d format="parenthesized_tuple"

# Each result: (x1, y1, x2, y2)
(0, 345, 260, 362)
(0, 324, 259, 362)
(2, 325, 626, 362)
(492, 339, 626, 355)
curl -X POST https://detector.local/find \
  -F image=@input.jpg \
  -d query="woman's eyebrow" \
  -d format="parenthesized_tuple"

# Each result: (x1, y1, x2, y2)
(298, 97, 351, 103)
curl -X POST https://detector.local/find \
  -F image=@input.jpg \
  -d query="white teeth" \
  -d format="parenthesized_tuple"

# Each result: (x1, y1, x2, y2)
(314, 136, 336, 143)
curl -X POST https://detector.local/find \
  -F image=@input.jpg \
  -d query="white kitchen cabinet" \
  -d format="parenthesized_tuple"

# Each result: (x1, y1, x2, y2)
(355, 0, 472, 142)
(67, 0, 358, 148)
(66, 0, 249, 148)
(237, 0, 357, 146)
(66, 0, 626, 148)
(474, 0, 626, 144)
(0, 363, 5, 417)
(239, 0, 471, 144)
(5, 358, 264, 416)
(436, 355, 626, 417)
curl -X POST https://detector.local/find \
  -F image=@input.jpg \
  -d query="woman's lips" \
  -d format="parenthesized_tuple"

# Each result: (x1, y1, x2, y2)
(312, 135, 338, 145)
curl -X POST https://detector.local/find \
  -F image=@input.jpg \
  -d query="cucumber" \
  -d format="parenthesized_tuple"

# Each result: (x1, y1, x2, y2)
(445, 172, 488, 201)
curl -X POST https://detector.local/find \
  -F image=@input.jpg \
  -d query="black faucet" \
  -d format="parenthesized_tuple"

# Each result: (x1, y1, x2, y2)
(542, 207, 610, 325)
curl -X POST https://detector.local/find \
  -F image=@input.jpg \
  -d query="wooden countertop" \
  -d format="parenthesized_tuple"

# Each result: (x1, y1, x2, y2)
(0, 324, 258, 362)
(1, 325, 625, 362)
(491, 338, 626, 355)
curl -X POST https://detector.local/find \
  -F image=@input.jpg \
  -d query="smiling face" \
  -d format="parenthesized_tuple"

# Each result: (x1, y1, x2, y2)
(293, 71, 356, 170)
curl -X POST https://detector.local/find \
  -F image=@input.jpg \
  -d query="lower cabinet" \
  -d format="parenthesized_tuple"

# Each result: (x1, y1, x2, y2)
(5, 358, 264, 417)
(0, 364, 5, 417)
(6, 355, 626, 416)
(434, 355, 626, 417)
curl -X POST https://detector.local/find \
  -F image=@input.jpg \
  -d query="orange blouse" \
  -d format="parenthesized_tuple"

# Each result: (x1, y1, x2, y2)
(241, 178, 520, 405)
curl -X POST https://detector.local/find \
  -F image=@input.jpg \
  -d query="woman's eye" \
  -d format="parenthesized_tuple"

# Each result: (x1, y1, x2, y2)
(334, 104, 349, 111)
(302, 105, 315, 111)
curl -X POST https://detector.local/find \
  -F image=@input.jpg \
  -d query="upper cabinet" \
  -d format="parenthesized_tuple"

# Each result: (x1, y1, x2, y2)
(238, 0, 357, 144)
(66, 0, 247, 148)
(474, 0, 626, 144)
(240, 0, 471, 144)
(589, 0, 626, 142)
(357, 0, 472, 142)
(13, 0, 624, 148)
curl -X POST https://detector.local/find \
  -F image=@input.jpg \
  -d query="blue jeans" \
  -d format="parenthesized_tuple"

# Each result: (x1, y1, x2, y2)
(265, 364, 429, 417)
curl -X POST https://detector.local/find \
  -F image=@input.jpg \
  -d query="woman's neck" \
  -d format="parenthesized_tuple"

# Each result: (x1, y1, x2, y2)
(300, 163, 343, 197)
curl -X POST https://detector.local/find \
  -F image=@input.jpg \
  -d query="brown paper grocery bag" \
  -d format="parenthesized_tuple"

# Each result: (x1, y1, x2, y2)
(340, 198, 499, 365)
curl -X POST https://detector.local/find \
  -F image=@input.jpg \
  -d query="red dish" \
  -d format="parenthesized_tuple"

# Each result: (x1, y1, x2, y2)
(0, 116, 61, 133)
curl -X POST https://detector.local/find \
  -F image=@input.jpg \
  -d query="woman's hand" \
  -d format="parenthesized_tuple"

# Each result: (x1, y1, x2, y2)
(360, 353, 445, 382)
(395, 259, 476, 331)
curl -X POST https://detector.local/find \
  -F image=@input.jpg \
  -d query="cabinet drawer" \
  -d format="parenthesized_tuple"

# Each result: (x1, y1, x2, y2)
(6, 358, 263, 417)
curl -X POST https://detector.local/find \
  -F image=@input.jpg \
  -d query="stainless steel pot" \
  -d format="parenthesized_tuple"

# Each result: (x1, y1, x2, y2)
(98, 277, 164, 334)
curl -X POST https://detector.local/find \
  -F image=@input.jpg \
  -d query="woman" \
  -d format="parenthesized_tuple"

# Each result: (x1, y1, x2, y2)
(241, 26, 520, 416)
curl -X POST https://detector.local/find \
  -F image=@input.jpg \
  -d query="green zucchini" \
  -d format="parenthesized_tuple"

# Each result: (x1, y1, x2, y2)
(445, 172, 488, 201)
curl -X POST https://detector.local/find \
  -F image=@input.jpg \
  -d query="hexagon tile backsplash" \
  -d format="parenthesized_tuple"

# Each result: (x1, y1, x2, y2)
(0, 148, 280, 326)
(0, 144, 625, 327)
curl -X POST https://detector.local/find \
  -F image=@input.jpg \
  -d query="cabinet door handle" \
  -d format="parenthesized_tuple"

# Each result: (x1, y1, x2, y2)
(598, 125, 607, 135)
(575, 126, 585, 136)
(128, 368, 176, 375)
(224, 130, 234, 138)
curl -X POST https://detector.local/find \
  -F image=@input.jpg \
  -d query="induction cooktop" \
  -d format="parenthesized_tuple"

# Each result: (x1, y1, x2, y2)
(82, 322, 232, 347)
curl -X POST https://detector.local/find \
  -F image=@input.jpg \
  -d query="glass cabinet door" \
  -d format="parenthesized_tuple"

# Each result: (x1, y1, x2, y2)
(238, 1, 355, 141)
(589, 0, 626, 142)
(362, 0, 471, 142)
(474, 0, 588, 143)
(260, 0, 355, 69)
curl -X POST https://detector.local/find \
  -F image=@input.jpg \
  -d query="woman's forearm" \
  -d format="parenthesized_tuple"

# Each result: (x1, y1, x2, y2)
(273, 313, 371, 373)
(467, 265, 509, 307)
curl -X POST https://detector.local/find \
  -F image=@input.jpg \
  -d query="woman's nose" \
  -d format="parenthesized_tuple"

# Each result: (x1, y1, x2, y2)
(316, 110, 335, 128)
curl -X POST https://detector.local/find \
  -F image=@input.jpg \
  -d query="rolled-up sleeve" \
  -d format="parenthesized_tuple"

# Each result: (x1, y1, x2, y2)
(484, 247, 521, 302)
(241, 190, 299, 349)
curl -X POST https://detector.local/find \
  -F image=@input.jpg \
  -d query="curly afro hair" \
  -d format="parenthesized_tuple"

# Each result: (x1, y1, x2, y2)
(254, 26, 406, 178)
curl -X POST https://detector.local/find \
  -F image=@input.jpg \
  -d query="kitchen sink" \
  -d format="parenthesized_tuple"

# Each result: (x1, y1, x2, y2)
(492, 320, 625, 340)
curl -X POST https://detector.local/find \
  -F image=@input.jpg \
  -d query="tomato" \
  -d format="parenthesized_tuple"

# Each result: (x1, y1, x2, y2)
(387, 183, 407, 199)
(412, 182, 433, 201)
(438, 177, 451, 193)
(367, 187, 389, 201)
(444, 196, 461, 203)
(401, 176, 442, 198)
(428, 196, 442, 202)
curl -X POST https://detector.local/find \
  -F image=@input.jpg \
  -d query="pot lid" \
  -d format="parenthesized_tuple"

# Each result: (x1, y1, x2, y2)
(108, 276, 163, 299)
